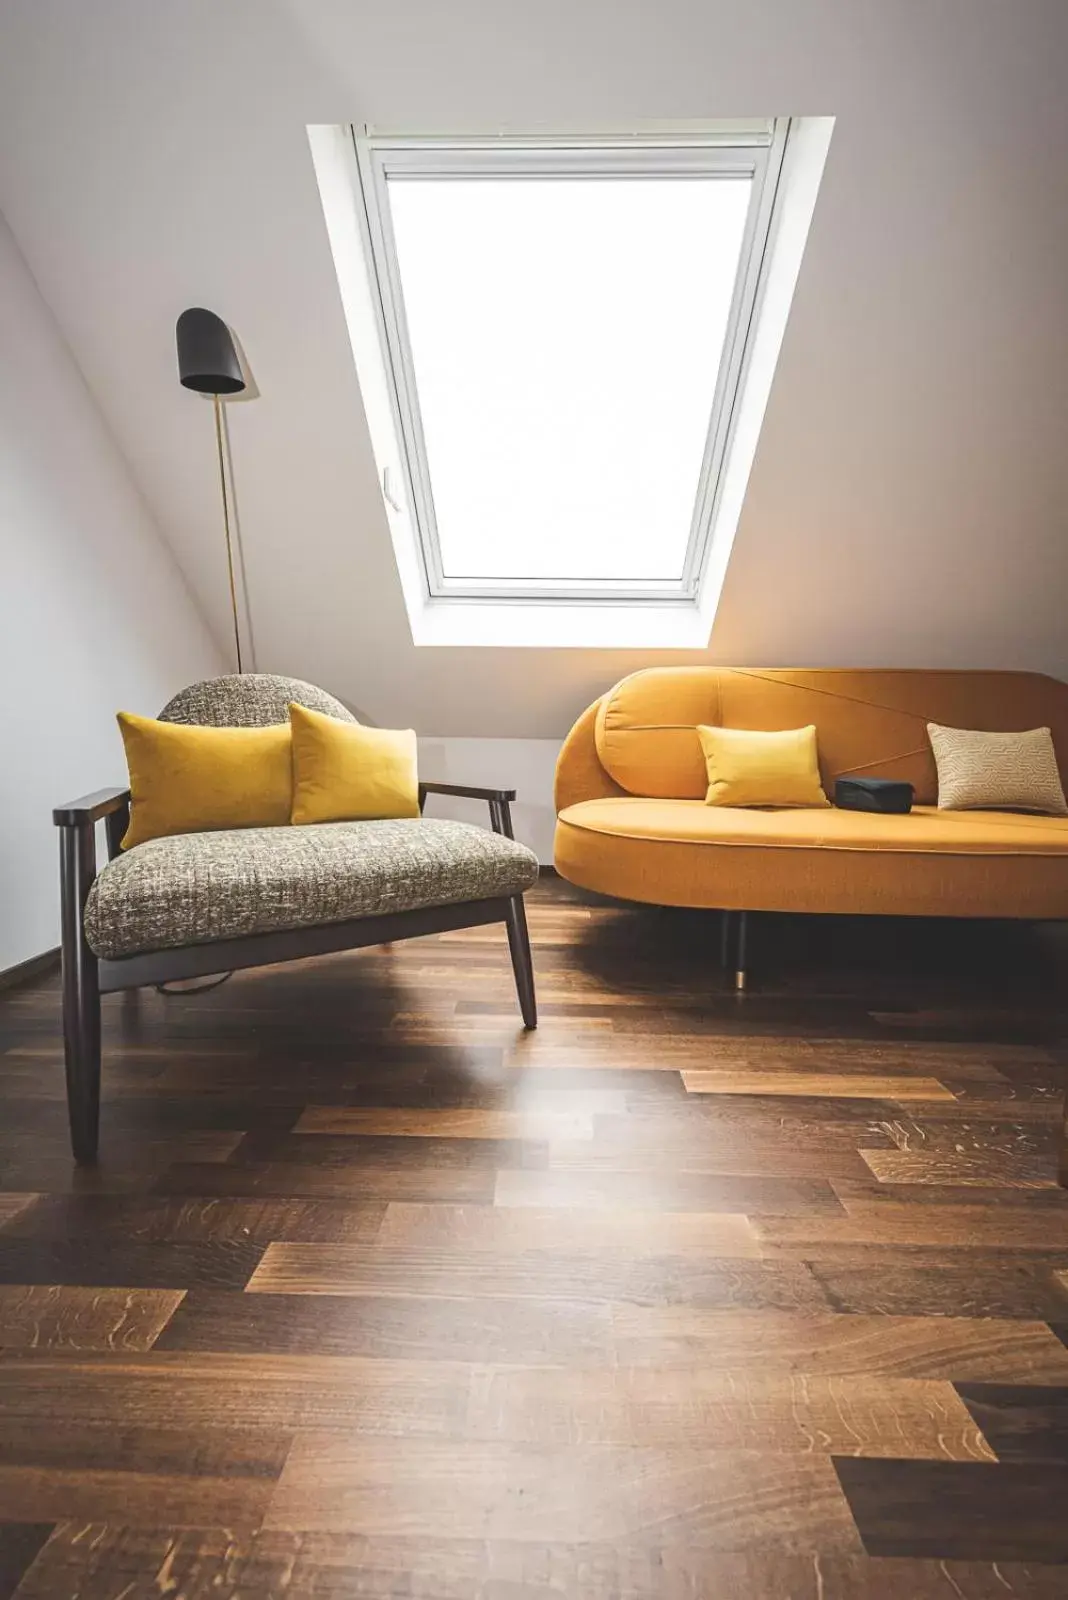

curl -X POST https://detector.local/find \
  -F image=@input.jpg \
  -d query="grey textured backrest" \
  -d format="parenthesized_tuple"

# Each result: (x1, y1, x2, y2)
(158, 674, 356, 728)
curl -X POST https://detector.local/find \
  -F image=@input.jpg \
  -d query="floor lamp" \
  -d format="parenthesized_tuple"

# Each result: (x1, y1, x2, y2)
(175, 307, 247, 672)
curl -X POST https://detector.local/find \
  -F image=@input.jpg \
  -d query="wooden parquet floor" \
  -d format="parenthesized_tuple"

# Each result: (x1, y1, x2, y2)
(0, 876, 1067, 1597)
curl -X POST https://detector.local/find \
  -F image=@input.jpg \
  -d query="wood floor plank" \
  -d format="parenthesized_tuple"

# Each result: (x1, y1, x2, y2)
(860, 1149, 1060, 1189)
(603, 1095, 908, 1131)
(0, 1198, 37, 1234)
(0, 1465, 272, 1530)
(0, 1352, 998, 1460)
(0, 1353, 467, 1435)
(811, 1260, 1068, 1320)
(465, 1367, 993, 1458)
(0, 1097, 299, 1139)
(496, 1168, 860, 1209)
(415, 1203, 757, 1254)
(0, 1522, 52, 1600)
(376, 1199, 789, 1253)
(871, 1098, 1061, 1125)
(154, 1289, 617, 1364)
(869, 1010, 1058, 1046)
(608, 1309, 1068, 1381)
(245, 1241, 803, 1306)
(0, 1421, 290, 1479)
(142, 1066, 664, 1111)
(652, 1036, 1055, 1076)
(831, 1177, 1068, 1209)
(19, 1528, 1067, 1600)
(682, 1073, 957, 1101)
(833, 1457, 1068, 1561)
(154, 1162, 497, 1204)
(0, 1286, 184, 1352)
(550, 1114, 895, 1160)
(955, 1384, 1068, 1463)
(873, 1118, 1057, 1155)
(535, 1146, 879, 1178)
(0, 1132, 243, 1195)
(265, 1436, 863, 1548)
(2, 1195, 386, 1245)
(833, 1178, 1068, 1212)
(295, 1106, 597, 1140)
(755, 1205, 1068, 1253)
(229, 1131, 548, 1171)
(0, 1240, 263, 1291)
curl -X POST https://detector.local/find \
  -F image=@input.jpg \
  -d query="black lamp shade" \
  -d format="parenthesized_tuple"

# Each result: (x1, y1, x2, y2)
(176, 307, 246, 396)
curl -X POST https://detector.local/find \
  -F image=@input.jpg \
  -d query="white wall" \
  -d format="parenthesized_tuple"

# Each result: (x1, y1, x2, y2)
(418, 739, 561, 864)
(0, 2, 1067, 783)
(0, 212, 223, 969)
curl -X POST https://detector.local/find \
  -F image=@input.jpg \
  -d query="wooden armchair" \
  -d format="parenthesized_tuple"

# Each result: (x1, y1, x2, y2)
(53, 675, 539, 1163)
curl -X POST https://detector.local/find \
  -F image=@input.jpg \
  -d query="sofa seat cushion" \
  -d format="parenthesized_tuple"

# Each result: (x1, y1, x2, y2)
(555, 799, 1068, 918)
(85, 819, 539, 960)
(559, 799, 1068, 853)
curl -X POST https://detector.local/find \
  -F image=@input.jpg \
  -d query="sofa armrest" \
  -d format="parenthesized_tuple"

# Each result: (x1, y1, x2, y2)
(554, 699, 626, 812)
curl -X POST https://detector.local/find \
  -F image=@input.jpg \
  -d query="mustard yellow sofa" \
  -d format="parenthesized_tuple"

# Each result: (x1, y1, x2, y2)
(554, 667, 1068, 922)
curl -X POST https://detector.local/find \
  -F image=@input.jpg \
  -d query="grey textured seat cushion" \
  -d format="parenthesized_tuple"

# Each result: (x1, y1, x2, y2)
(85, 819, 539, 960)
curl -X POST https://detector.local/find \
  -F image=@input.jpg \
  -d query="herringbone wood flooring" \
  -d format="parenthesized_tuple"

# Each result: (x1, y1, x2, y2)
(0, 876, 1067, 1596)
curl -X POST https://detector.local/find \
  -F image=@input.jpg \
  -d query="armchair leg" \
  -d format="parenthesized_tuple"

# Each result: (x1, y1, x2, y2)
(504, 896, 537, 1029)
(60, 824, 102, 1164)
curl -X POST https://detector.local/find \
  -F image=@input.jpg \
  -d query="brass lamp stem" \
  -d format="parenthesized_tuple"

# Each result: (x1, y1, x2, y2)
(213, 392, 243, 673)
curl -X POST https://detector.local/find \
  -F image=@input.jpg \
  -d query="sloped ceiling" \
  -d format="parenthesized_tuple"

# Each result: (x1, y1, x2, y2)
(1, 0, 1066, 737)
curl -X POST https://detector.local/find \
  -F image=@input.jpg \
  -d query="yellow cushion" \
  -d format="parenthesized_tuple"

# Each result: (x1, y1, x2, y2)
(118, 711, 292, 849)
(289, 702, 419, 824)
(697, 724, 830, 808)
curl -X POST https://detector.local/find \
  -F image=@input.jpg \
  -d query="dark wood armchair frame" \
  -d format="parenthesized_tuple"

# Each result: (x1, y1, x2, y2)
(53, 782, 537, 1164)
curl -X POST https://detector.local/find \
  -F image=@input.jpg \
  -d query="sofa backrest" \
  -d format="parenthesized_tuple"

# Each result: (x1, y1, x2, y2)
(594, 667, 1068, 803)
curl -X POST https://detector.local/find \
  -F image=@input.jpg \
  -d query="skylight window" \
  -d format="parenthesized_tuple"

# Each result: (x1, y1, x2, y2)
(353, 126, 789, 604)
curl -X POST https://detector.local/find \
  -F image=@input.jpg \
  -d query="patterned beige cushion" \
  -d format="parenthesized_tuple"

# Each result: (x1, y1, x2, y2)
(160, 674, 355, 729)
(85, 819, 538, 959)
(927, 722, 1068, 815)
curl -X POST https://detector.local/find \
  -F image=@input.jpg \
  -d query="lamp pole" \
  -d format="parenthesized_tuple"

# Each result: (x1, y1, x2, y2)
(175, 307, 249, 674)
(212, 393, 243, 673)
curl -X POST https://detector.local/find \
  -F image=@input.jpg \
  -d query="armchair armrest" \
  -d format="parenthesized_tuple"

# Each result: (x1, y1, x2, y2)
(418, 780, 518, 839)
(53, 788, 131, 828)
(418, 781, 517, 804)
(54, 786, 131, 864)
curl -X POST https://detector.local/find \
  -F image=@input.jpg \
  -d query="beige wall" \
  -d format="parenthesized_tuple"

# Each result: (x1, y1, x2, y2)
(0, 0, 1066, 742)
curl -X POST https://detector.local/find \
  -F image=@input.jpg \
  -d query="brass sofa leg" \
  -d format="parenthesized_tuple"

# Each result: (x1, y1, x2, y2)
(735, 910, 749, 993)
(720, 910, 734, 972)
(505, 896, 537, 1030)
(60, 823, 101, 1164)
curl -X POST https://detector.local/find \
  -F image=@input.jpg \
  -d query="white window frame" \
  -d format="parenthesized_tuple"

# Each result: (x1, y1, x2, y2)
(351, 122, 791, 606)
